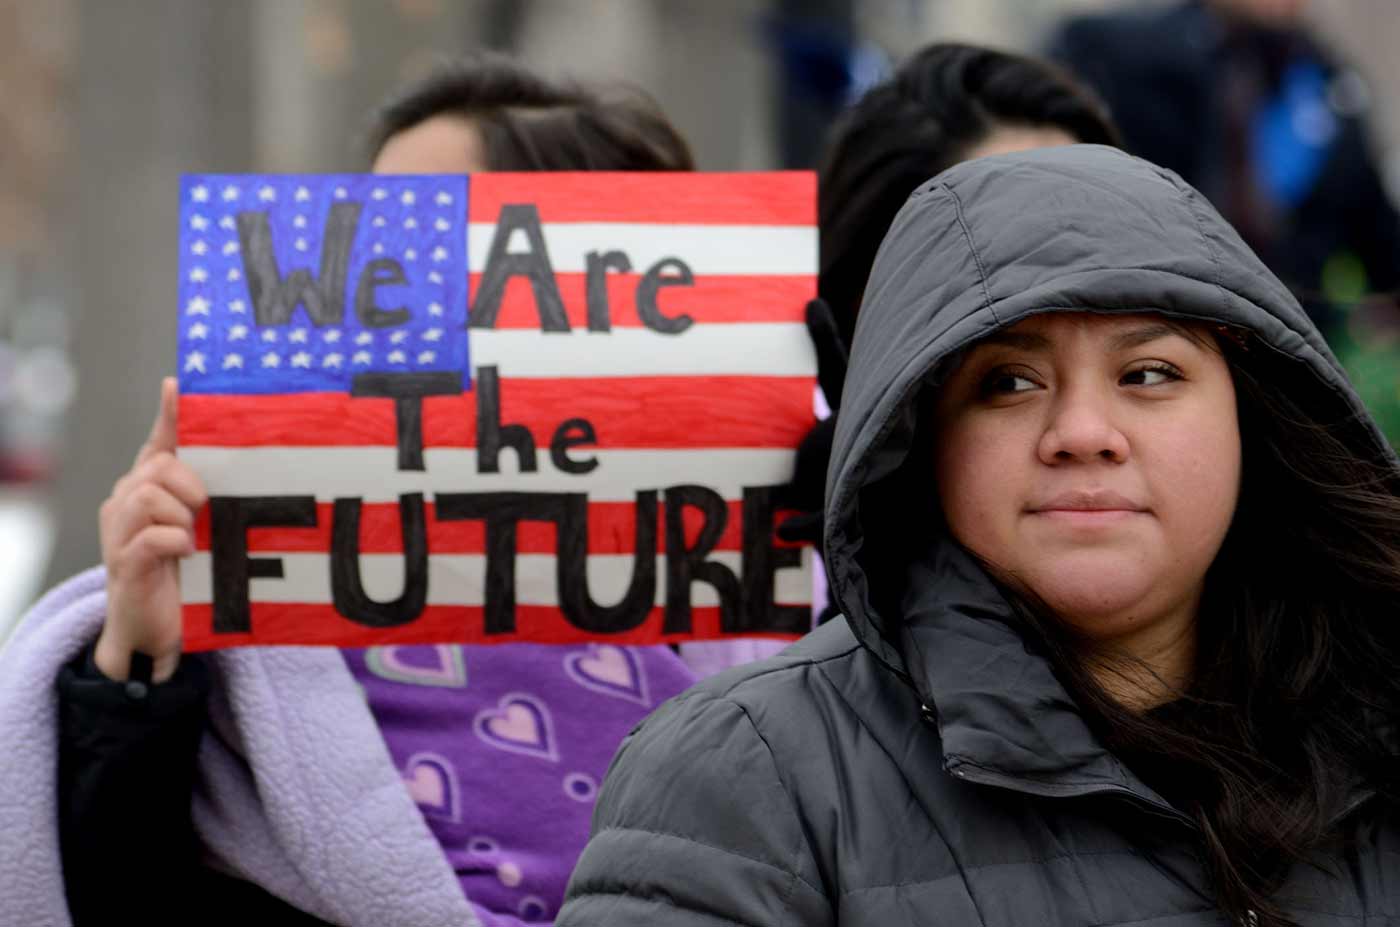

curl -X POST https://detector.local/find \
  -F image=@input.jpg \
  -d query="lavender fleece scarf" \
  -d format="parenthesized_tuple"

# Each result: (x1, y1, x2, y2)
(0, 567, 477, 927)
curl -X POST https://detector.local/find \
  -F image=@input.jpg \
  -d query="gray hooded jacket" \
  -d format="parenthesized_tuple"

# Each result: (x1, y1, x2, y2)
(555, 146, 1400, 926)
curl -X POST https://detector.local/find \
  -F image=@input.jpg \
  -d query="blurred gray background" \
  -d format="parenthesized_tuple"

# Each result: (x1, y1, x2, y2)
(2, 0, 1398, 616)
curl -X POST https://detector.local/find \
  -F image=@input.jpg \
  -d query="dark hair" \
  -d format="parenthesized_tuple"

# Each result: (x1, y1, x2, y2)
(818, 43, 1120, 346)
(364, 52, 694, 172)
(991, 345, 1400, 927)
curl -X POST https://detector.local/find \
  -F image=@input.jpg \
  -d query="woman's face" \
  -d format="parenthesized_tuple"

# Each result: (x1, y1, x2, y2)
(932, 312, 1241, 651)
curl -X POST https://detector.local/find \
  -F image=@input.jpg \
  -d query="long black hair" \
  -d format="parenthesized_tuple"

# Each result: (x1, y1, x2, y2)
(818, 43, 1119, 346)
(364, 51, 694, 172)
(993, 340, 1400, 927)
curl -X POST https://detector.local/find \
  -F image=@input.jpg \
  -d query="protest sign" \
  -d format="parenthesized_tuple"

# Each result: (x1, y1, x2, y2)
(177, 173, 817, 651)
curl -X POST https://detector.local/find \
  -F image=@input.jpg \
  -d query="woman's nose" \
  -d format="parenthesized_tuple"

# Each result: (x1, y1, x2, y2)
(1036, 387, 1130, 464)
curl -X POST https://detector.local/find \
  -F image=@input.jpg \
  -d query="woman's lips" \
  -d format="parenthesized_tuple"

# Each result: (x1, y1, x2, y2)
(1025, 491, 1149, 525)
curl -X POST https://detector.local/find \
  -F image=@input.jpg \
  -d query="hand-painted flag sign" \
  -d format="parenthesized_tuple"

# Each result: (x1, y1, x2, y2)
(177, 172, 817, 651)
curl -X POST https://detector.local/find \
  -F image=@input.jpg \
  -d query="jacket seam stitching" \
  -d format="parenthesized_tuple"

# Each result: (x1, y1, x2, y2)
(943, 184, 999, 325)
(588, 824, 823, 896)
(837, 847, 1184, 897)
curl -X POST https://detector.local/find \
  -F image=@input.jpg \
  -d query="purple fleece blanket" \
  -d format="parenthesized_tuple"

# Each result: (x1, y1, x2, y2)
(0, 567, 477, 927)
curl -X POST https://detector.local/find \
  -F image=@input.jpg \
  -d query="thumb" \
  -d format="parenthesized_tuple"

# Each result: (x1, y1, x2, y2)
(137, 376, 179, 462)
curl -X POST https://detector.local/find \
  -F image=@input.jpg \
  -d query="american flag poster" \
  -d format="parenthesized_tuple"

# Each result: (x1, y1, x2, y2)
(177, 172, 817, 651)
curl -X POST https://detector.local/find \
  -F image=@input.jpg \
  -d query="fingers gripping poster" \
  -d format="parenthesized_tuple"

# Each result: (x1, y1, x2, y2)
(176, 173, 817, 651)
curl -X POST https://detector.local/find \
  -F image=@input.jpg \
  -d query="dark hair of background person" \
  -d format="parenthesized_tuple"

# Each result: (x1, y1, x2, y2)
(363, 51, 695, 172)
(817, 43, 1120, 347)
(971, 342, 1400, 927)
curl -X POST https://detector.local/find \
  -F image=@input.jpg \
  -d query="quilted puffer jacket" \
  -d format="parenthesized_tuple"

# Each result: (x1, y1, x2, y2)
(556, 145, 1400, 926)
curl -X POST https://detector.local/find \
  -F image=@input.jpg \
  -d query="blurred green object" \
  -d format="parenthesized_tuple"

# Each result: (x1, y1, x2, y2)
(1328, 251, 1400, 446)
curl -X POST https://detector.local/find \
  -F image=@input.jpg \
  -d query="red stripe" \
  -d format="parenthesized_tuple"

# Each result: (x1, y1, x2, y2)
(192, 500, 803, 554)
(471, 273, 813, 329)
(179, 377, 815, 449)
(183, 603, 804, 651)
(468, 172, 815, 226)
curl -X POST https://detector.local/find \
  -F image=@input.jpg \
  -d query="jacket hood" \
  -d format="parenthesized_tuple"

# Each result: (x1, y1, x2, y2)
(823, 144, 1396, 781)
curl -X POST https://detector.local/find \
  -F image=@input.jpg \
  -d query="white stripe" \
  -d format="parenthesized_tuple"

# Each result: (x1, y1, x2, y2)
(181, 549, 813, 607)
(469, 325, 815, 377)
(179, 447, 796, 500)
(467, 223, 816, 276)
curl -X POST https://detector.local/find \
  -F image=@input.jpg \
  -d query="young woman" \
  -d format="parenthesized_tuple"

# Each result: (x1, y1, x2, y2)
(557, 145, 1400, 926)
(0, 55, 771, 927)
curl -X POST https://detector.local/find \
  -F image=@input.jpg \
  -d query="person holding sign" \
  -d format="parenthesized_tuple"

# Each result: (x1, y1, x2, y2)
(557, 145, 1400, 926)
(1, 56, 798, 927)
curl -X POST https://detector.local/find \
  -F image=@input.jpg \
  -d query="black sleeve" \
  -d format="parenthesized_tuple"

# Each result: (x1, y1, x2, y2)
(57, 648, 211, 924)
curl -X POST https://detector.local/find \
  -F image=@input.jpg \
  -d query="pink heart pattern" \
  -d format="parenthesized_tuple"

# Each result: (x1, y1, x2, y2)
(473, 693, 558, 761)
(564, 644, 650, 706)
(402, 752, 460, 820)
(365, 644, 468, 687)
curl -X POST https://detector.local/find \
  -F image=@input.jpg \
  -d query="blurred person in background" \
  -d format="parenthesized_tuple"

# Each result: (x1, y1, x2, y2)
(1049, 0, 1400, 438)
(1, 53, 788, 927)
(780, 42, 1120, 619)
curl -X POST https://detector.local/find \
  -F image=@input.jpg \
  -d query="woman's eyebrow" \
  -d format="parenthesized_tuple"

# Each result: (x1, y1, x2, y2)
(978, 331, 1051, 351)
(1108, 322, 1200, 352)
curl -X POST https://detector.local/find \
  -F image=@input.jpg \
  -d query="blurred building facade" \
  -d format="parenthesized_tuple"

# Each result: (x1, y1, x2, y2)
(26, 0, 1400, 592)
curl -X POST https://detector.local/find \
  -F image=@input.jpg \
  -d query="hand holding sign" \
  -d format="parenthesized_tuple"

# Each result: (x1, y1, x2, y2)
(96, 377, 208, 681)
(176, 172, 817, 651)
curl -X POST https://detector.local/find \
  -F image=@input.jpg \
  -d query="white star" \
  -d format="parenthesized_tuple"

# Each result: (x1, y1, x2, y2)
(222, 240, 239, 256)
(261, 329, 279, 343)
(219, 215, 236, 230)
(322, 329, 342, 343)
(434, 218, 450, 232)
(229, 299, 246, 314)
(372, 216, 386, 228)
(352, 350, 372, 365)
(401, 190, 416, 206)
(226, 267, 241, 282)
(372, 243, 384, 255)
(261, 352, 281, 368)
(289, 328, 308, 343)
(191, 185, 209, 203)
(417, 350, 436, 364)
(422, 328, 443, 342)
(403, 217, 418, 230)
(183, 351, 206, 374)
(293, 215, 307, 229)
(355, 332, 373, 346)
(222, 353, 243, 370)
(333, 186, 348, 199)
(258, 185, 276, 202)
(228, 324, 249, 341)
(431, 246, 448, 262)
(185, 296, 211, 316)
(221, 185, 240, 202)
(372, 187, 388, 200)
(291, 351, 312, 368)
(295, 186, 311, 202)
(188, 267, 208, 283)
(187, 322, 209, 340)
(294, 237, 308, 252)
(427, 302, 444, 316)
(189, 214, 209, 231)
(435, 191, 452, 206)
(322, 353, 344, 368)
(389, 330, 408, 344)
(190, 240, 207, 255)
(428, 271, 444, 285)
(404, 248, 417, 262)
(387, 349, 407, 364)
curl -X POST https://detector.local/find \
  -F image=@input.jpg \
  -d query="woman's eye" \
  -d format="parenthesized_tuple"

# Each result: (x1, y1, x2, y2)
(980, 371, 1039, 395)
(1121, 364, 1182, 387)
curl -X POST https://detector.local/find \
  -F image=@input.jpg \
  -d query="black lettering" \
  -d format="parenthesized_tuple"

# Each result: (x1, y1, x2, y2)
(351, 372, 461, 471)
(584, 250, 632, 332)
(237, 202, 361, 327)
(331, 493, 428, 628)
(355, 257, 411, 328)
(468, 204, 568, 331)
(556, 491, 657, 633)
(208, 496, 318, 633)
(636, 257, 695, 334)
(550, 418, 598, 474)
(435, 492, 573, 634)
(739, 485, 809, 634)
(663, 485, 740, 633)
(475, 365, 537, 474)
